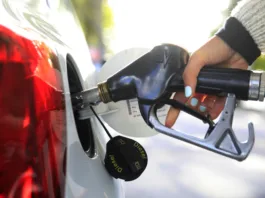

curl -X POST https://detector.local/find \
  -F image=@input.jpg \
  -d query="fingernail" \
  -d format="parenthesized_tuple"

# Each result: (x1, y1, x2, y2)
(199, 105, 206, 112)
(190, 98, 198, 106)
(185, 86, 192, 98)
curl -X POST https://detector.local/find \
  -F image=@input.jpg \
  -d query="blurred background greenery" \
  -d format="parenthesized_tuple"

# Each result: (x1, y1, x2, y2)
(210, 0, 265, 71)
(71, 0, 114, 67)
(71, 0, 265, 70)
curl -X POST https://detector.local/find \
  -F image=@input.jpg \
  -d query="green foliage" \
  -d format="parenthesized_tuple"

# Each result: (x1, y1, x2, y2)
(102, 1, 114, 30)
(71, 0, 114, 51)
(223, 0, 240, 17)
(209, 0, 265, 71)
(210, 0, 241, 36)
(251, 55, 265, 71)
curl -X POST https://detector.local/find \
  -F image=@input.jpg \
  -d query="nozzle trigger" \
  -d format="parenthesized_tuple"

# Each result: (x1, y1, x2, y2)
(146, 94, 255, 161)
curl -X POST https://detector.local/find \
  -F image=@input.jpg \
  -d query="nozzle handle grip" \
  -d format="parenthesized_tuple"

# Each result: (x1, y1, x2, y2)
(168, 66, 252, 100)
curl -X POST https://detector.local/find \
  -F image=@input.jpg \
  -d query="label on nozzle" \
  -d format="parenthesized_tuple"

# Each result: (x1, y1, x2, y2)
(126, 99, 169, 121)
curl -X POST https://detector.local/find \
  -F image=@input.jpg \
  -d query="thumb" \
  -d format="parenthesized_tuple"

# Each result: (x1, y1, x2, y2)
(182, 52, 206, 98)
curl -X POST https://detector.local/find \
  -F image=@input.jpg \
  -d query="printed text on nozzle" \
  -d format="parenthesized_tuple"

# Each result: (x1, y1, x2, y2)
(72, 44, 265, 161)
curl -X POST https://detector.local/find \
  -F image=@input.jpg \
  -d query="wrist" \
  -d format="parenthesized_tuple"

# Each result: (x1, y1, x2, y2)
(215, 17, 261, 65)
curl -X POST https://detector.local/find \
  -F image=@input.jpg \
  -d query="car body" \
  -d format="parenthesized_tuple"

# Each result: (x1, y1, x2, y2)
(2, 1, 265, 198)
(0, 0, 124, 197)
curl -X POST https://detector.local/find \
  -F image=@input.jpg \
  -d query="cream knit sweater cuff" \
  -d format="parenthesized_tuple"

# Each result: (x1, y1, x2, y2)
(231, 0, 265, 53)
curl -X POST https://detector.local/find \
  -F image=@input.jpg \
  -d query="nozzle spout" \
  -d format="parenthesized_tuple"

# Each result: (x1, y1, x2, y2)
(71, 87, 102, 110)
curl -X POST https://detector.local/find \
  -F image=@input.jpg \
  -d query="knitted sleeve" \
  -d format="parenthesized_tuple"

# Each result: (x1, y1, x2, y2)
(216, 0, 265, 65)
(232, 0, 265, 53)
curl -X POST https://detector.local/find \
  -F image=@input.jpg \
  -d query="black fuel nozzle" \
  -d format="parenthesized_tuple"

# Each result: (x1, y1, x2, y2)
(97, 44, 265, 126)
(72, 43, 265, 161)
(98, 44, 189, 104)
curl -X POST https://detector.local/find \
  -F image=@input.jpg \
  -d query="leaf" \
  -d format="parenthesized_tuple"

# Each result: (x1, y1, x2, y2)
(251, 54, 265, 71)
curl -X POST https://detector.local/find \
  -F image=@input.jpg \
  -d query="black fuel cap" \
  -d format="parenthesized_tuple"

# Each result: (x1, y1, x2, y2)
(104, 136, 148, 181)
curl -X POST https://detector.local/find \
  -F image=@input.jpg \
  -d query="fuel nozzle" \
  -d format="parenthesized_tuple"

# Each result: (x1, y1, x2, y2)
(72, 43, 265, 120)
(71, 43, 265, 161)
(71, 81, 115, 110)
(71, 86, 102, 110)
(72, 69, 265, 111)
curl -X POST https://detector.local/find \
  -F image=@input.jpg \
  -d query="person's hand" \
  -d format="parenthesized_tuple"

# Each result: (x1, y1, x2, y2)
(165, 35, 249, 128)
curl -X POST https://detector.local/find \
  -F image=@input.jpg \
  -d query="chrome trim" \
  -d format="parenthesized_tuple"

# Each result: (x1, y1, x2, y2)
(71, 87, 102, 109)
(258, 72, 265, 101)
(248, 72, 261, 100)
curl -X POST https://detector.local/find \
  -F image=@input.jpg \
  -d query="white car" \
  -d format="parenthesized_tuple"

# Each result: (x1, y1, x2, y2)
(1, 0, 265, 198)
(0, 0, 125, 197)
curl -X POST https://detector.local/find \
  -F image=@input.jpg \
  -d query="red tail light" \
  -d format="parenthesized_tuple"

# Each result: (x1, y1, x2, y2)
(0, 25, 66, 197)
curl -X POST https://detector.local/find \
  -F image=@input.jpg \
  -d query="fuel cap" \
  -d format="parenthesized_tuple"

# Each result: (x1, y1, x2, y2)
(104, 136, 148, 181)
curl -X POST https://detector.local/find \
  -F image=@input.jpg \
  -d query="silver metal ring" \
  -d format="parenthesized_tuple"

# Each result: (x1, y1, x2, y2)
(258, 72, 265, 101)
(248, 72, 261, 100)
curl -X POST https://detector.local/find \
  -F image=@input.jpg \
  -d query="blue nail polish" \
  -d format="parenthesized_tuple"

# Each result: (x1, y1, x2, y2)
(185, 86, 192, 98)
(191, 98, 198, 106)
(199, 105, 206, 112)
